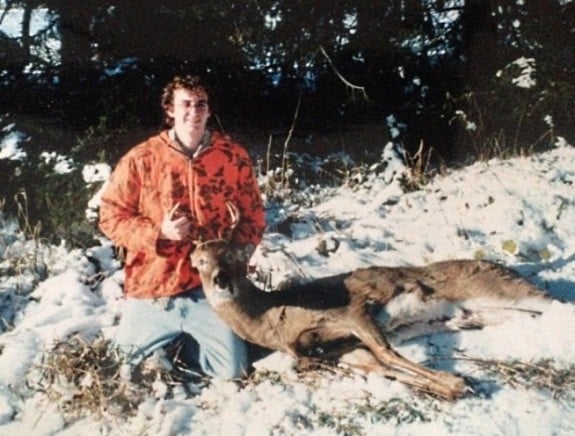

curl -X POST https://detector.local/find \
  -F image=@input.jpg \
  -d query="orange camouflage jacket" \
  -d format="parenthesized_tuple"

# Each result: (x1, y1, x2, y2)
(99, 130, 266, 298)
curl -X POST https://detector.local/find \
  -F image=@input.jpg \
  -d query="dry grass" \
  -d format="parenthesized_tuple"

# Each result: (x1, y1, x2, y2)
(400, 139, 438, 192)
(312, 352, 575, 402)
(30, 334, 206, 421)
(32, 335, 135, 419)
(473, 358, 575, 400)
(244, 359, 434, 432)
(29, 333, 575, 427)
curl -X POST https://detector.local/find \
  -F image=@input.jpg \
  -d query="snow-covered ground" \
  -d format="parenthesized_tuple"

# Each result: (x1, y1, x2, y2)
(1, 139, 575, 435)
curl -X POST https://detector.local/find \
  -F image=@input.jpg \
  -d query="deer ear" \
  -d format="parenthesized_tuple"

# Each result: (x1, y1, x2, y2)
(190, 249, 204, 268)
(190, 253, 198, 268)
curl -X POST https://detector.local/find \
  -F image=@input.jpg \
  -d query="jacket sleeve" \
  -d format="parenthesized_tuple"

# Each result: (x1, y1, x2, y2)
(98, 153, 162, 254)
(234, 148, 266, 247)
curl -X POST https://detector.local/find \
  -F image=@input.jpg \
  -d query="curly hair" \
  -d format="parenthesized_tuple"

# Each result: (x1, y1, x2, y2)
(160, 75, 212, 127)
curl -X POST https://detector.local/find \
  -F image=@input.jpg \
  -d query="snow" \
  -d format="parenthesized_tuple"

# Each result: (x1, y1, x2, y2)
(0, 125, 28, 161)
(496, 57, 537, 89)
(1, 139, 575, 435)
(40, 151, 75, 174)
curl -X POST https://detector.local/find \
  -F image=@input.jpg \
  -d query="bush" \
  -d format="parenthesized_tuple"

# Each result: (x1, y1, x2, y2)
(0, 115, 116, 248)
(447, 56, 573, 162)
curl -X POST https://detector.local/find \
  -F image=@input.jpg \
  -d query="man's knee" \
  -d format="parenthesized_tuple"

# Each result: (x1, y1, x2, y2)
(199, 335, 249, 379)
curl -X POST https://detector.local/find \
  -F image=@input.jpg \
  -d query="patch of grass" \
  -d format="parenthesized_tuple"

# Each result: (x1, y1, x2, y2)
(31, 336, 135, 420)
(400, 140, 438, 192)
(474, 358, 575, 399)
(360, 397, 432, 424)
(29, 334, 206, 422)
(244, 359, 434, 434)
(314, 408, 364, 436)
(309, 396, 432, 435)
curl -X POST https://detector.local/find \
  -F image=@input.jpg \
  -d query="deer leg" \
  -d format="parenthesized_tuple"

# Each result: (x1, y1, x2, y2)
(373, 344, 465, 399)
(352, 319, 467, 399)
(295, 321, 466, 399)
(338, 347, 464, 400)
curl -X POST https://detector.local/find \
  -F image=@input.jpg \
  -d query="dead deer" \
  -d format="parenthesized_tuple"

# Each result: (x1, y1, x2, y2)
(190, 203, 548, 400)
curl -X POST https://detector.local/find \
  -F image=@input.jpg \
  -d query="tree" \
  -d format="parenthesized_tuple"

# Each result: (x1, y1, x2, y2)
(0, 0, 59, 113)
(446, 0, 575, 160)
(1, 0, 572, 158)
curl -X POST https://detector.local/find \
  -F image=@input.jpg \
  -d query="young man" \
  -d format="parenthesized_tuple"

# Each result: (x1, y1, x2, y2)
(99, 75, 266, 378)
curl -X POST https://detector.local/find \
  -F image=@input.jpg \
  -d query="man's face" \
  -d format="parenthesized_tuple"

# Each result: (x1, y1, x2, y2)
(167, 87, 210, 136)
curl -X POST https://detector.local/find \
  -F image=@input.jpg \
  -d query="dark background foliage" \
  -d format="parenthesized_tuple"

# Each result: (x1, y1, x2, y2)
(1, 0, 574, 245)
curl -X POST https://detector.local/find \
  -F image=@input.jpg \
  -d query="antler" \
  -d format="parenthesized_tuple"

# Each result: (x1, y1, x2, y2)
(220, 200, 240, 241)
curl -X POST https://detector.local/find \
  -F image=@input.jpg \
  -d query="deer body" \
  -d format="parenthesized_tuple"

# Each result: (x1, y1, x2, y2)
(191, 237, 548, 400)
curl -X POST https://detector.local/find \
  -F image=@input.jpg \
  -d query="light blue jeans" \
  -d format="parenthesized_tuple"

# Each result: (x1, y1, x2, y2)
(113, 288, 248, 379)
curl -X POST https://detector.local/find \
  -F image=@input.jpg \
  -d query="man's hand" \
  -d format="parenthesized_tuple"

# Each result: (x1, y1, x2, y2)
(160, 203, 192, 241)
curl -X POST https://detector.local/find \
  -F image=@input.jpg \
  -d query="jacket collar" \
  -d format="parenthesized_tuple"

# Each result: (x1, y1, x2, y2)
(168, 128, 212, 158)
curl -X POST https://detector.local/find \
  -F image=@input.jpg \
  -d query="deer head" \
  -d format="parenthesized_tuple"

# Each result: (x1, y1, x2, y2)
(191, 239, 251, 292)
(190, 201, 253, 294)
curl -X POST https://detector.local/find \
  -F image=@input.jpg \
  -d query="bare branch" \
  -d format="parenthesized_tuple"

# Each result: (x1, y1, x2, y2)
(281, 91, 302, 187)
(319, 45, 371, 102)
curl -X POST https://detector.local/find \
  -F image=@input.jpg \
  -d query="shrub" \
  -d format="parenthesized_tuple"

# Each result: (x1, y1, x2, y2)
(447, 56, 572, 162)
(0, 115, 131, 248)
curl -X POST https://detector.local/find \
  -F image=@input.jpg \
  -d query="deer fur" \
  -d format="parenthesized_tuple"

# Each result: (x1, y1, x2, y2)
(190, 206, 548, 399)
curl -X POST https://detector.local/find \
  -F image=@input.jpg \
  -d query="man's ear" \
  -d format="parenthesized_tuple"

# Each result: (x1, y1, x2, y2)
(165, 104, 174, 118)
